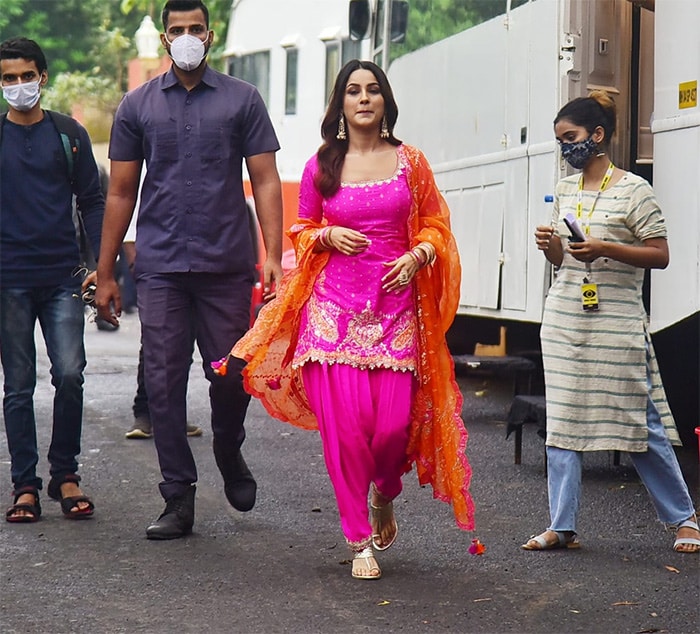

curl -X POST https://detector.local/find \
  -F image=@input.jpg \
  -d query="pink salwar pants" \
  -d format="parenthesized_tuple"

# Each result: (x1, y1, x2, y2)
(302, 362, 416, 550)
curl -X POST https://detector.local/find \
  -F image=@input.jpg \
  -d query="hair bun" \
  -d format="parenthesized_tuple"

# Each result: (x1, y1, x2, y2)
(589, 89, 615, 112)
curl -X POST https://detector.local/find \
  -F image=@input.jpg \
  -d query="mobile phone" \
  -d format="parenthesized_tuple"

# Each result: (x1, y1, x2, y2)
(563, 213, 586, 242)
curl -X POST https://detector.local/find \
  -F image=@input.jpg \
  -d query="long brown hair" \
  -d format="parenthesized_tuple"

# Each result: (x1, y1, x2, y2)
(316, 59, 402, 198)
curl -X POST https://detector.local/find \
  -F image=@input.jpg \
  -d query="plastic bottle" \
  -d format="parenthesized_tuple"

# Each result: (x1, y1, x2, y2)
(544, 194, 554, 229)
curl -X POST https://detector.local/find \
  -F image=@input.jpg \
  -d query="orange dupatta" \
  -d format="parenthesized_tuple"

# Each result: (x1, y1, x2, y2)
(232, 144, 475, 531)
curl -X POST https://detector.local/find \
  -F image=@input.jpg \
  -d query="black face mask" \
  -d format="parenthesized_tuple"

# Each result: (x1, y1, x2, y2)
(559, 135, 598, 169)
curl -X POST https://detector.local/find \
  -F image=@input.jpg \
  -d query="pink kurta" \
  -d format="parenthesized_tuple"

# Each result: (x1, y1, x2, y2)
(293, 150, 418, 373)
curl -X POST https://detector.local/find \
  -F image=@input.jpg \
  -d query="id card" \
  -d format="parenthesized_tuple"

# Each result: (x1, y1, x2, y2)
(581, 283, 599, 311)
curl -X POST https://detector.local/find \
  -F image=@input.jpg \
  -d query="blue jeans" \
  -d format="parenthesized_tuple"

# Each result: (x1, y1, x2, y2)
(547, 351, 696, 532)
(547, 397, 696, 531)
(0, 284, 86, 491)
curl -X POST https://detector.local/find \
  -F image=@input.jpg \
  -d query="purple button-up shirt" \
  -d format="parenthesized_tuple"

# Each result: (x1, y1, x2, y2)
(109, 66, 279, 276)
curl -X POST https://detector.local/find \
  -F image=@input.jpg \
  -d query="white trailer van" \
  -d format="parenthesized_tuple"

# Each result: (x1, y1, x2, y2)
(385, 0, 698, 443)
(224, 0, 699, 443)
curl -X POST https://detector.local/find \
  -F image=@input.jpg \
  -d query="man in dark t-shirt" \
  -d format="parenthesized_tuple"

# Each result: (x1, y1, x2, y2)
(95, 0, 284, 539)
(0, 37, 104, 522)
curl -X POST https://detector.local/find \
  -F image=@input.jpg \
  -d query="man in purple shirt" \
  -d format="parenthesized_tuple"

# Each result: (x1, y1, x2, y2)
(95, 0, 283, 539)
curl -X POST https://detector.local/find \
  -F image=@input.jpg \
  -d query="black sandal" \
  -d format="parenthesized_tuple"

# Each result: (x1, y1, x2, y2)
(6, 486, 41, 523)
(47, 474, 94, 519)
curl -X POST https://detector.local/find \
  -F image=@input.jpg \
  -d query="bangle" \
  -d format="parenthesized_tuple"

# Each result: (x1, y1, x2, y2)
(414, 242, 436, 266)
(319, 226, 334, 249)
(407, 250, 422, 267)
(411, 248, 427, 266)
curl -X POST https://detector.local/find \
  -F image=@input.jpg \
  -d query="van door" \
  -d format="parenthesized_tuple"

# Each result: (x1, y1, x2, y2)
(565, 0, 633, 169)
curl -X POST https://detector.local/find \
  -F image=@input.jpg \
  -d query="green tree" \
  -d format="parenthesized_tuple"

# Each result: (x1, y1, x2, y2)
(0, 0, 28, 34)
(120, 0, 158, 18)
(0, 0, 111, 75)
(390, 0, 525, 61)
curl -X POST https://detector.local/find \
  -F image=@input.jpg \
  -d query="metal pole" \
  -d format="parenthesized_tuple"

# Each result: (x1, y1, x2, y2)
(381, 0, 392, 70)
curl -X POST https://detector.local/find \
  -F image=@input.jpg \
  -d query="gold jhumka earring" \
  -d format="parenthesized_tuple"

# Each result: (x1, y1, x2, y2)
(380, 116, 390, 139)
(336, 114, 347, 140)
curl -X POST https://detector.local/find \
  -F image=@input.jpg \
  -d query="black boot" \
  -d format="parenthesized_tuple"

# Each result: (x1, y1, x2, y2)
(213, 440, 257, 512)
(146, 485, 195, 540)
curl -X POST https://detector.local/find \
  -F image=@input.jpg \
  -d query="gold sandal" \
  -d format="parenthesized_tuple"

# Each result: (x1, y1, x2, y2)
(352, 546, 381, 580)
(370, 488, 398, 551)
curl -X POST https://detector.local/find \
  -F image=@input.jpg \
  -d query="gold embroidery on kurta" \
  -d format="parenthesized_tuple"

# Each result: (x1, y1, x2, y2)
(391, 310, 417, 352)
(295, 296, 418, 372)
(305, 289, 341, 344)
(347, 301, 386, 349)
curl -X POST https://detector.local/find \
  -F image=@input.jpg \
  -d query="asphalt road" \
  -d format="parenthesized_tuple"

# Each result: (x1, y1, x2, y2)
(1, 311, 698, 634)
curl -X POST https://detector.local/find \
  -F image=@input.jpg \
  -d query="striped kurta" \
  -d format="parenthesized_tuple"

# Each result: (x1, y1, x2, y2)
(541, 172, 680, 452)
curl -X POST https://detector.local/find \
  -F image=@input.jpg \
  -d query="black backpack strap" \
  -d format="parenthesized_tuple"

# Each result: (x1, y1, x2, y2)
(44, 110, 91, 266)
(45, 110, 81, 184)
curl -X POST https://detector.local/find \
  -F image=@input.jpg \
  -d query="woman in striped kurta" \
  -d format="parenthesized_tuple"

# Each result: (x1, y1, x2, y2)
(524, 91, 699, 553)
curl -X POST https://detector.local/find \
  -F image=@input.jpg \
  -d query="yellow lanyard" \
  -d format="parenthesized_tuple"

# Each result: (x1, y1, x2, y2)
(576, 162, 615, 235)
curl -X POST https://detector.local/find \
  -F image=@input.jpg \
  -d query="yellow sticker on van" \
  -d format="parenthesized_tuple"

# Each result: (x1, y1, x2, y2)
(679, 81, 697, 109)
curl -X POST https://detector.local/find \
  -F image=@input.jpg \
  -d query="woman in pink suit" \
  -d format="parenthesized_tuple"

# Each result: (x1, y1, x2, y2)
(227, 60, 475, 579)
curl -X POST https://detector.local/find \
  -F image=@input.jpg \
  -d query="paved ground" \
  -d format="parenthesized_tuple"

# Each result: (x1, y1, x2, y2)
(0, 311, 698, 633)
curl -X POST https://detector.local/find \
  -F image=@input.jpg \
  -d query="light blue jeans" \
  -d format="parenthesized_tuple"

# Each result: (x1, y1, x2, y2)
(0, 284, 86, 491)
(547, 357, 696, 532)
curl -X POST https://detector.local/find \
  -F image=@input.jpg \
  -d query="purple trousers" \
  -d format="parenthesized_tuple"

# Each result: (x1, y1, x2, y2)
(137, 272, 252, 500)
(302, 362, 416, 550)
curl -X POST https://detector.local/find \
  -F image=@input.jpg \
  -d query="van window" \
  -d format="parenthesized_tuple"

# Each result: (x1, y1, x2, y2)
(391, 0, 533, 60)
(324, 38, 362, 103)
(285, 48, 298, 115)
(228, 50, 271, 106)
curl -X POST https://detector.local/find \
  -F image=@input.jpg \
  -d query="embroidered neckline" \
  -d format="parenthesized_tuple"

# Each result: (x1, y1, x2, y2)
(341, 146, 406, 188)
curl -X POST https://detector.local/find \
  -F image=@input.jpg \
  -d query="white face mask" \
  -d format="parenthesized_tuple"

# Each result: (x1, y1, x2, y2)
(2, 80, 41, 111)
(166, 34, 207, 72)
